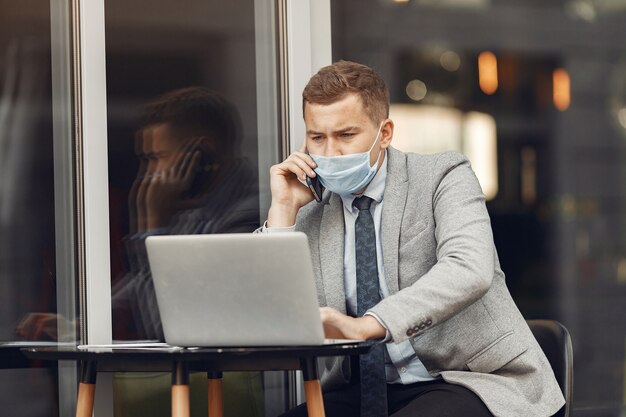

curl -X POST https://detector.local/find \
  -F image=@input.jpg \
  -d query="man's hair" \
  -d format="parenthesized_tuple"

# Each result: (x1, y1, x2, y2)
(141, 86, 242, 155)
(302, 60, 389, 125)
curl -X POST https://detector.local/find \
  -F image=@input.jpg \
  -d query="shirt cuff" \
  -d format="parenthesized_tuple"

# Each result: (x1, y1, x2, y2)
(364, 311, 392, 343)
(257, 220, 296, 233)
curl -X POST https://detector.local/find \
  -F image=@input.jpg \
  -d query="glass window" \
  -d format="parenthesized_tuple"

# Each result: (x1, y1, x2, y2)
(332, 0, 626, 414)
(104, 0, 283, 415)
(0, 0, 59, 343)
(0, 0, 77, 415)
(105, 0, 270, 342)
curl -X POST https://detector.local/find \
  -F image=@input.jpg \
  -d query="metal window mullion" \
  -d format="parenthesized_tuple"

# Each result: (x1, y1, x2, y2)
(284, 0, 332, 406)
(285, 0, 332, 154)
(75, 0, 111, 348)
(50, 0, 78, 415)
(70, 0, 86, 346)
(286, 0, 312, 155)
(73, 0, 113, 415)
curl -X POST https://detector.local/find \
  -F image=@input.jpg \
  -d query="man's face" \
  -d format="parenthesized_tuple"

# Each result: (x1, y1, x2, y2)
(142, 123, 186, 175)
(304, 93, 390, 167)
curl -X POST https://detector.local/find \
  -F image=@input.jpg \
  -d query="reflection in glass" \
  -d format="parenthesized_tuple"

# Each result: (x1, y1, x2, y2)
(104, 0, 264, 343)
(0, 27, 56, 343)
(112, 87, 259, 340)
(104, 0, 278, 415)
(0, 1, 70, 416)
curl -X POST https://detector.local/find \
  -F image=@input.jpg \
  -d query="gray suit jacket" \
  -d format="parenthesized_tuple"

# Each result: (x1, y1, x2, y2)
(295, 147, 565, 417)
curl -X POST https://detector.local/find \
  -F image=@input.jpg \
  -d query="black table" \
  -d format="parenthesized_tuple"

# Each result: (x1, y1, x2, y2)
(0, 342, 60, 369)
(22, 341, 374, 417)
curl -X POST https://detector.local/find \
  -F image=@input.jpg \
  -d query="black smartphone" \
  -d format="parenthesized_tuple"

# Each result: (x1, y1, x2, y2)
(304, 149, 323, 202)
(306, 175, 324, 202)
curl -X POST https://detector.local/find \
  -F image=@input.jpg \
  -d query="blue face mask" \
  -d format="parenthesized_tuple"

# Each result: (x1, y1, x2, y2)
(309, 122, 384, 197)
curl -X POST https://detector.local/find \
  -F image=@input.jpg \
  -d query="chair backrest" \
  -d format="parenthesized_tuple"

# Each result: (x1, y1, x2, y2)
(527, 320, 573, 417)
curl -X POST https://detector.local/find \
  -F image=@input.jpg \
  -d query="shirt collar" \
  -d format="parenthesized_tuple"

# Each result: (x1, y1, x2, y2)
(341, 149, 388, 213)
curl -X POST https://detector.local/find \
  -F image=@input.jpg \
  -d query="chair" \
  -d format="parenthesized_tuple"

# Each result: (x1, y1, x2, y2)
(527, 320, 573, 417)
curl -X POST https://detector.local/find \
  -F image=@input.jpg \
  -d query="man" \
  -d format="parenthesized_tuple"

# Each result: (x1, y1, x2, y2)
(262, 61, 565, 416)
(17, 87, 261, 342)
(112, 87, 261, 340)
(110, 87, 264, 417)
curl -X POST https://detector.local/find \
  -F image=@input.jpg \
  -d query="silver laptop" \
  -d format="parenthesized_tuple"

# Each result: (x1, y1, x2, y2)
(145, 232, 326, 347)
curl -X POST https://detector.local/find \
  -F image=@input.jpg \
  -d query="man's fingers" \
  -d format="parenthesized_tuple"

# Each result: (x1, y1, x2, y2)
(181, 151, 201, 182)
(319, 306, 340, 323)
(33, 319, 48, 340)
(175, 149, 194, 179)
(276, 153, 317, 179)
(172, 150, 190, 177)
(290, 151, 317, 170)
(319, 307, 349, 339)
(178, 137, 203, 157)
(289, 156, 317, 179)
(277, 160, 311, 182)
(15, 313, 50, 340)
(172, 136, 202, 176)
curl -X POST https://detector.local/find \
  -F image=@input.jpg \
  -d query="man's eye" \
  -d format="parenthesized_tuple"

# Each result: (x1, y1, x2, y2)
(341, 133, 354, 138)
(311, 136, 322, 141)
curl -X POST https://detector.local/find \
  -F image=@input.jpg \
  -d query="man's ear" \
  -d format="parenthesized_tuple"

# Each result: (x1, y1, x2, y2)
(379, 119, 394, 149)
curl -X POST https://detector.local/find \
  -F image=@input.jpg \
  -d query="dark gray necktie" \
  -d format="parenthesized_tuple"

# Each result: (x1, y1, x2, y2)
(353, 196, 388, 417)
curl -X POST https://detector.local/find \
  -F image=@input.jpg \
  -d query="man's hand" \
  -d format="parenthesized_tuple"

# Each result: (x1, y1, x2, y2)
(15, 313, 76, 342)
(144, 144, 201, 229)
(267, 144, 317, 227)
(319, 307, 386, 340)
(134, 168, 151, 232)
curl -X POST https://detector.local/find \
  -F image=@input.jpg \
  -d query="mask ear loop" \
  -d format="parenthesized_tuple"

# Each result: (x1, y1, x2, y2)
(368, 120, 386, 166)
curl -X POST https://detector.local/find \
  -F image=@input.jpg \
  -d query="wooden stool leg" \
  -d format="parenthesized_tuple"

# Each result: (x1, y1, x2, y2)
(207, 372, 223, 417)
(76, 361, 97, 417)
(301, 358, 326, 417)
(172, 362, 190, 417)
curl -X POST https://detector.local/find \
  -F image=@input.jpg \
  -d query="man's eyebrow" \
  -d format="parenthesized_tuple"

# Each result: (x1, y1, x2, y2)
(333, 126, 360, 134)
(306, 126, 361, 135)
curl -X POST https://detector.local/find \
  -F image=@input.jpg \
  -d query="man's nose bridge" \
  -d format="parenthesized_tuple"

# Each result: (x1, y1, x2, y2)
(325, 137, 342, 156)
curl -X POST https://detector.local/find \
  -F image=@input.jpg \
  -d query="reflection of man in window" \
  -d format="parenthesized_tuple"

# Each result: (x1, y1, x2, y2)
(16, 87, 260, 342)
(114, 87, 260, 340)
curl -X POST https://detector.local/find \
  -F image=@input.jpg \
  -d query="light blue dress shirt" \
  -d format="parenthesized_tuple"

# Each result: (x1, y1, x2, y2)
(264, 151, 436, 384)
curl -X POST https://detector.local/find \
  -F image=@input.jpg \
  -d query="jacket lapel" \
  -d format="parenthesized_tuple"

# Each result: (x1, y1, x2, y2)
(319, 193, 347, 313)
(381, 147, 408, 295)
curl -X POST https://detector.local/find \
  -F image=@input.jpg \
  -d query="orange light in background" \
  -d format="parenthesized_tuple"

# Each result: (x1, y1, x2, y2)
(553, 68, 571, 111)
(478, 51, 498, 95)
